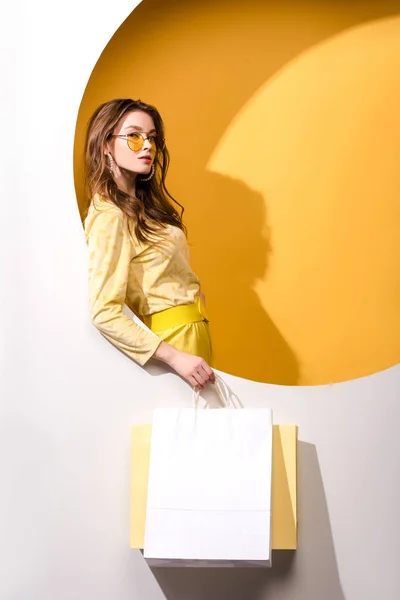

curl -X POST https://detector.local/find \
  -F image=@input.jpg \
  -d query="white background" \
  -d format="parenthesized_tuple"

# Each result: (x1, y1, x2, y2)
(1, 2, 399, 599)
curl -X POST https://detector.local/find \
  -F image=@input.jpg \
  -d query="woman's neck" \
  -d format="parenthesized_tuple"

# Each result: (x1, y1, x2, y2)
(113, 169, 137, 197)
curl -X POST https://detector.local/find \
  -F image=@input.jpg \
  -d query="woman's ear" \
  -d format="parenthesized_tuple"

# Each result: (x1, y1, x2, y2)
(103, 135, 113, 155)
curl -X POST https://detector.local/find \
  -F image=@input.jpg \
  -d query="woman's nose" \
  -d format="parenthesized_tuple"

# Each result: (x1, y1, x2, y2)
(142, 136, 152, 151)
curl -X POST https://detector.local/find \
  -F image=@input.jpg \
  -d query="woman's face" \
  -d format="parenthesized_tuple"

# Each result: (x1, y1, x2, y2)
(106, 110, 158, 176)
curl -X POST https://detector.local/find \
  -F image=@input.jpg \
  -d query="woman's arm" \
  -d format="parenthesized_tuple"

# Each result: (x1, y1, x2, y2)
(86, 207, 161, 365)
(85, 207, 214, 388)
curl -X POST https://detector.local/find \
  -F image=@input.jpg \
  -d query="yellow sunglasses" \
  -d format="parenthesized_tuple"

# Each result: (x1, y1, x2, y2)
(111, 132, 165, 153)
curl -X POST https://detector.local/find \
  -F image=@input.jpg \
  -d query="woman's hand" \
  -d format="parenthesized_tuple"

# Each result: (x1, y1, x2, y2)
(154, 341, 215, 389)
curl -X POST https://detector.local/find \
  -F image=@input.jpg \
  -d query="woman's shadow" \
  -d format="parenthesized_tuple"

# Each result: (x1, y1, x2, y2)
(183, 169, 300, 386)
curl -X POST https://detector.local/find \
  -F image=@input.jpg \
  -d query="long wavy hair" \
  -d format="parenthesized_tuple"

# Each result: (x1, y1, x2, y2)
(84, 98, 186, 243)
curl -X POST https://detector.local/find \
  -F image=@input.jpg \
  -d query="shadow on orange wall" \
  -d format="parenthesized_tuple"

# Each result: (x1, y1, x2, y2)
(74, 0, 400, 385)
(185, 170, 300, 384)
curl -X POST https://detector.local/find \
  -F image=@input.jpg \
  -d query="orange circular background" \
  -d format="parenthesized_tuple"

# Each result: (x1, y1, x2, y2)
(74, 0, 400, 385)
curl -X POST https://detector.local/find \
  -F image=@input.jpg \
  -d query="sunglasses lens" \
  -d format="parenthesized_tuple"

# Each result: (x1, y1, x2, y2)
(125, 133, 162, 152)
(127, 133, 143, 152)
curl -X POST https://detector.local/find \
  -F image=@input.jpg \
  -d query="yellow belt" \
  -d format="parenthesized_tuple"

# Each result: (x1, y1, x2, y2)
(142, 296, 209, 332)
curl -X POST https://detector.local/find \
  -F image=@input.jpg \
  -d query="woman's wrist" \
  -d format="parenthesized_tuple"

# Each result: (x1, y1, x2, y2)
(153, 340, 179, 366)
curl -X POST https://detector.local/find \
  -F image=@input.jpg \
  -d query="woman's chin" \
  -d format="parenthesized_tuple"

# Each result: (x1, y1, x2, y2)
(136, 161, 152, 174)
(123, 163, 152, 176)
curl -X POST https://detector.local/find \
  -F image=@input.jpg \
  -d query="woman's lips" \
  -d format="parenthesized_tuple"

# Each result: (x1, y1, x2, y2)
(139, 157, 152, 163)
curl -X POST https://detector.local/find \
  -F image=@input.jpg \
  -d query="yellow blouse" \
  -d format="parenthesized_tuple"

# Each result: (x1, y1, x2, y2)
(84, 195, 201, 365)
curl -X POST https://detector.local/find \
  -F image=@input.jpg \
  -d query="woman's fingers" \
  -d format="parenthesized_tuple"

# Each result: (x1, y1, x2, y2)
(192, 370, 207, 389)
(189, 375, 200, 389)
(191, 366, 215, 390)
(198, 364, 214, 385)
(200, 362, 215, 383)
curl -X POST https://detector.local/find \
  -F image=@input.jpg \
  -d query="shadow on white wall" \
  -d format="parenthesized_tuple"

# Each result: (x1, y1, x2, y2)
(150, 442, 345, 600)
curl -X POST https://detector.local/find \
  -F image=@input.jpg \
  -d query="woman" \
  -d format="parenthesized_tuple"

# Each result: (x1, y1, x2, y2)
(83, 98, 215, 390)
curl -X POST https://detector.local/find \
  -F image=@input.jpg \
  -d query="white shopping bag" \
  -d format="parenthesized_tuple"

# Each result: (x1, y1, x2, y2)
(144, 377, 273, 567)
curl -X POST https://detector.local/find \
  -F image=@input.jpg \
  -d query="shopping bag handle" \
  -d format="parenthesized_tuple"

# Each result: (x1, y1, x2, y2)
(192, 374, 242, 409)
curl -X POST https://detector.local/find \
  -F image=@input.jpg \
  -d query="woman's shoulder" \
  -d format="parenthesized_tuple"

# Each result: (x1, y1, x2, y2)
(85, 194, 125, 225)
(83, 194, 130, 240)
(88, 193, 124, 216)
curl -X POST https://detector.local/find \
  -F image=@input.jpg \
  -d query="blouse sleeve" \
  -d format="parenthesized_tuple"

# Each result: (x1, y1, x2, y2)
(85, 206, 162, 366)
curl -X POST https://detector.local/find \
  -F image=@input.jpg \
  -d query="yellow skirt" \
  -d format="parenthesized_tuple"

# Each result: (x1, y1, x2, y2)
(142, 297, 213, 366)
